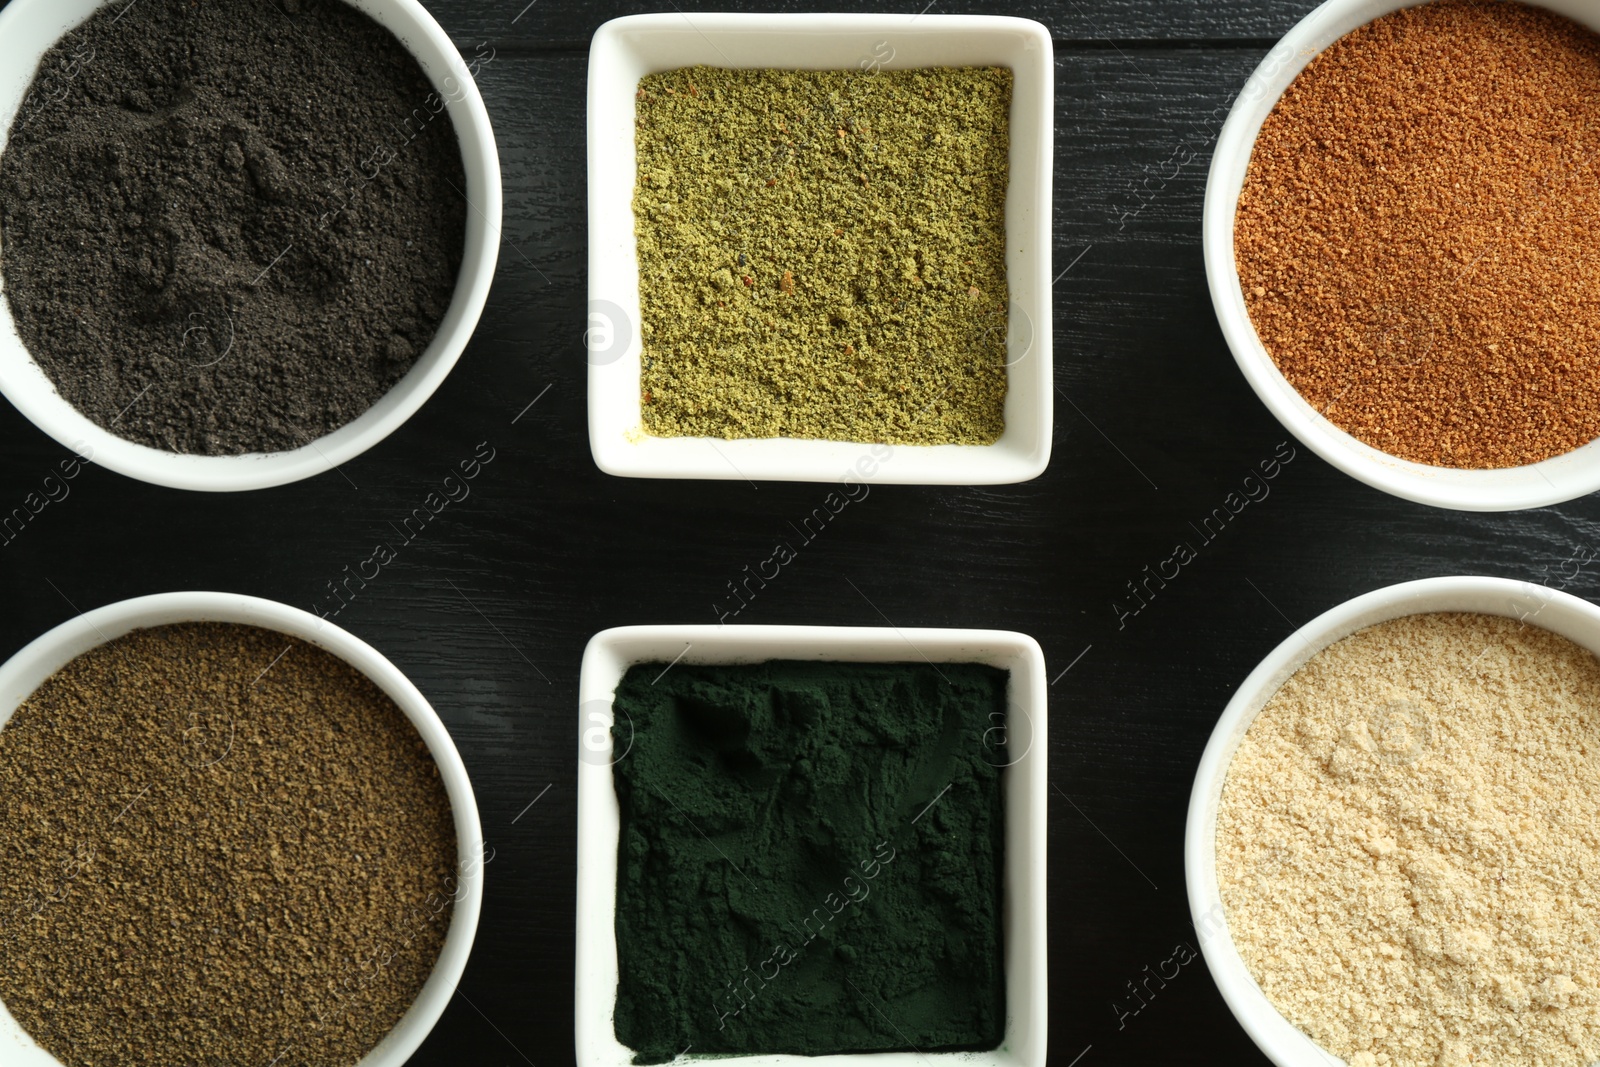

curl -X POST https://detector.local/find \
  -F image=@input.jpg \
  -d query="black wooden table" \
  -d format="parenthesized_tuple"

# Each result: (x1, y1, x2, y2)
(3, 1, 1588, 1064)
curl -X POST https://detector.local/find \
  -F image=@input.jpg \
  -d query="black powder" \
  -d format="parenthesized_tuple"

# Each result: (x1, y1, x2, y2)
(0, 0, 468, 455)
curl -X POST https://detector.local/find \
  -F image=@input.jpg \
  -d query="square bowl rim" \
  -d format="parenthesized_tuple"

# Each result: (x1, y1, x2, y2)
(574, 623, 1048, 1067)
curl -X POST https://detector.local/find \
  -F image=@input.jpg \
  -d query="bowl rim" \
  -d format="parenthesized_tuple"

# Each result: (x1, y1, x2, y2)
(573, 623, 1048, 1067)
(584, 12, 1054, 485)
(1184, 574, 1600, 1067)
(0, 591, 484, 1067)
(1202, 0, 1600, 512)
(0, 0, 502, 493)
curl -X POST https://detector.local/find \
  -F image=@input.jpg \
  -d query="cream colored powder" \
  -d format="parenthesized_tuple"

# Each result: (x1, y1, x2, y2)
(1217, 612, 1600, 1067)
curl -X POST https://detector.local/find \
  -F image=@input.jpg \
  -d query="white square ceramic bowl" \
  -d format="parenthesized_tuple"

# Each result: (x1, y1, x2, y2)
(574, 625, 1048, 1067)
(585, 14, 1054, 485)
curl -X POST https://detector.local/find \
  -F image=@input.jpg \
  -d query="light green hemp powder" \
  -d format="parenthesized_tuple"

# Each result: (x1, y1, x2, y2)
(632, 66, 1012, 444)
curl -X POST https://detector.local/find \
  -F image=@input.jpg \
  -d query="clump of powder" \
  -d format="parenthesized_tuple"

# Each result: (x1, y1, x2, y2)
(1236, 0, 1600, 469)
(1217, 612, 1600, 1067)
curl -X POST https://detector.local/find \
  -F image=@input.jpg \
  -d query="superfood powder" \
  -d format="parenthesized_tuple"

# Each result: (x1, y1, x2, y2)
(0, 0, 466, 455)
(0, 623, 457, 1067)
(633, 66, 1011, 445)
(1217, 613, 1600, 1067)
(611, 661, 1007, 1063)
(1236, 0, 1600, 469)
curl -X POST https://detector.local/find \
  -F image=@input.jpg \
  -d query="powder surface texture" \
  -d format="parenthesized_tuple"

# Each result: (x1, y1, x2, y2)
(610, 660, 1007, 1063)
(0, 623, 457, 1067)
(1236, 0, 1600, 469)
(0, 0, 466, 455)
(633, 66, 1011, 445)
(1217, 613, 1600, 1067)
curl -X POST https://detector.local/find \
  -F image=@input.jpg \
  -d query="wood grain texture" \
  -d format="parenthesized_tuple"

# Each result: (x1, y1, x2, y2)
(436, 0, 1308, 50)
(4, 2, 1600, 1066)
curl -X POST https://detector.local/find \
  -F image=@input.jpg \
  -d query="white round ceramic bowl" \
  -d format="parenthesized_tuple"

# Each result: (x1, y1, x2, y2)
(1185, 575, 1600, 1066)
(1205, 0, 1600, 512)
(0, 592, 484, 1067)
(0, 0, 500, 492)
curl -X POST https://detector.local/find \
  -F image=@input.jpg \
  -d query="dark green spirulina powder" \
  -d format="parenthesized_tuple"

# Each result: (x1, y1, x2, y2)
(611, 660, 1007, 1063)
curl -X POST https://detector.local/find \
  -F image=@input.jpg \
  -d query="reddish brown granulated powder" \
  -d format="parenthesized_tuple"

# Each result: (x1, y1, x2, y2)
(1236, 0, 1600, 469)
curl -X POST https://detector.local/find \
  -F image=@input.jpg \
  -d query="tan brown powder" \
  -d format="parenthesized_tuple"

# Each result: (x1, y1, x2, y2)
(1236, 0, 1600, 469)
(0, 623, 457, 1067)
(1218, 613, 1600, 1067)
